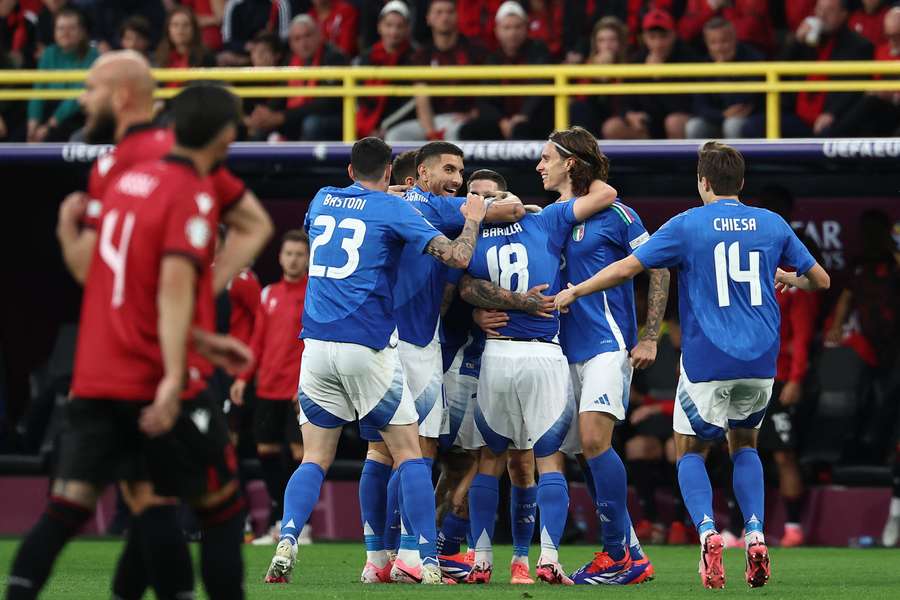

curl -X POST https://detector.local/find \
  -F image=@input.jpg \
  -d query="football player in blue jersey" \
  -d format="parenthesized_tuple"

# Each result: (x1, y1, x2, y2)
(538, 128, 666, 585)
(439, 169, 549, 585)
(556, 142, 830, 590)
(357, 142, 525, 584)
(264, 137, 489, 586)
(456, 140, 618, 585)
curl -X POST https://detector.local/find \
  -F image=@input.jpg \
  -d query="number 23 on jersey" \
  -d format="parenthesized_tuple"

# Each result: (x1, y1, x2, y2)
(308, 215, 366, 280)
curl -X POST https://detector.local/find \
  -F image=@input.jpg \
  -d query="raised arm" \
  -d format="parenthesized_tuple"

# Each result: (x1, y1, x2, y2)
(425, 193, 486, 268)
(556, 255, 645, 313)
(458, 274, 555, 317)
(572, 179, 618, 222)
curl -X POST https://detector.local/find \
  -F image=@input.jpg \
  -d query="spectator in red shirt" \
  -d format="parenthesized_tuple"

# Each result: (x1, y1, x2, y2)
(849, 0, 888, 47)
(830, 6, 900, 137)
(384, 0, 486, 141)
(603, 9, 698, 140)
(527, 0, 563, 58)
(459, 0, 552, 140)
(231, 230, 309, 543)
(786, 0, 816, 32)
(0, 0, 37, 67)
(243, 14, 348, 141)
(309, 0, 358, 58)
(180, 0, 227, 52)
(569, 16, 629, 138)
(755, 185, 821, 548)
(154, 5, 215, 75)
(741, 0, 872, 138)
(563, 0, 678, 63)
(457, 0, 503, 50)
(355, 1, 416, 138)
(677, 0, 773, 57)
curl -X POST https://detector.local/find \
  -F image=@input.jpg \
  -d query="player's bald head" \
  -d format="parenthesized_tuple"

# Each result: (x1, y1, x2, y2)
(90, 50, 156, 104)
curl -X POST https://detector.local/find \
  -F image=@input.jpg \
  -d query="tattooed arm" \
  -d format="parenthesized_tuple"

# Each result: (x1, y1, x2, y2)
(425, 193, 486, 269)
(458, 275, 556, 317)
(631, 267, 670, 369)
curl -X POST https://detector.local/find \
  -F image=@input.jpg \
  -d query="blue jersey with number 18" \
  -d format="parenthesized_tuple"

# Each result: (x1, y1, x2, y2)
(466, 200, 578, 340)
(301, 182, 442, 350)
(632, 199, 816, 383)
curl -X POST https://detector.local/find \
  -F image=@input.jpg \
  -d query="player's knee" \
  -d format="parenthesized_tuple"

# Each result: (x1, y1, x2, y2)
(772, 450, 796, 467)
(366, 444, 393, 466)
(51, 480, 100, 509)
(506, 454, 535, 487)
(121, 482, 172, 515)
(301, 452, 335, 472)
(664, 113, 689, 139)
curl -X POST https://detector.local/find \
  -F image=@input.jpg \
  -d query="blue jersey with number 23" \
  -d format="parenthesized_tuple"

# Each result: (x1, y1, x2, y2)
(301, 183, 442, 350)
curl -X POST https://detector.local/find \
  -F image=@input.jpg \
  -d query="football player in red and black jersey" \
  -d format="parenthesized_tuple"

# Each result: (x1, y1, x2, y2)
(7, 85, 262, 600)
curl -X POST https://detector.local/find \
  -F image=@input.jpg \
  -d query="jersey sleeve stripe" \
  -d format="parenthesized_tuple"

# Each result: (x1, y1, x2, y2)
(611, 203, 634, 225)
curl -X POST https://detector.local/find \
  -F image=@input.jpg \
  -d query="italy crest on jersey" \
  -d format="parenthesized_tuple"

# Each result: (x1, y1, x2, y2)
(572, 223, 585, 242)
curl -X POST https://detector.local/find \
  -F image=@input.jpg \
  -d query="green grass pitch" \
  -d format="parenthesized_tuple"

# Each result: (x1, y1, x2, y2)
(2, 539, 900, 599)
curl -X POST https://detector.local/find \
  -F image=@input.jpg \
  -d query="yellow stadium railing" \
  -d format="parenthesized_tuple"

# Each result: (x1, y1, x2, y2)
(1, 61, 898, 141)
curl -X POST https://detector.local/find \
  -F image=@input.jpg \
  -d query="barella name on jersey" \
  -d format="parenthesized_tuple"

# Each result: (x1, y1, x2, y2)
(322, 193, 367, 210)
(482, 222, 523, 238)
(713, 217, 757, 232)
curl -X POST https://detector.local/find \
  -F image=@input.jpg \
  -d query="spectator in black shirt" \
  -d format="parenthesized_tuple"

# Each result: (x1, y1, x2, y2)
(459, 0, 552, 140)
(685, 17, 763, 139)
(92, 0, 165, 52)
(603, 8, 698, 139)
(220, 0, 291, 66)
(384, 0, 485, 141)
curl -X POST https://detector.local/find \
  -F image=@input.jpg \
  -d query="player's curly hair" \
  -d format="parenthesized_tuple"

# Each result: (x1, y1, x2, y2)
(548, 126, 610, 197)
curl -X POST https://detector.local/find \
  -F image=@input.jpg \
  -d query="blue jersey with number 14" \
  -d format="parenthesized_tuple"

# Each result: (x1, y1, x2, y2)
(466, 200, 578, 340)
(632, 199, 816, 382)
(301, 183, 442, 350)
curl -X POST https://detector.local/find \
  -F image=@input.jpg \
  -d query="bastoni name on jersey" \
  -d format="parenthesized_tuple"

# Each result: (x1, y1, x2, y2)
(322, 193, 367, 210)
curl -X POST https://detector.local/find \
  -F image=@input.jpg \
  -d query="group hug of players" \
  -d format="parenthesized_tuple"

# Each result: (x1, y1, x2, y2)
(5, 48, 831, 600)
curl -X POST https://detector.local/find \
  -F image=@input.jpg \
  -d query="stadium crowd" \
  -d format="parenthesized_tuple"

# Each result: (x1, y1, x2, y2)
(0, 0, 899, 142)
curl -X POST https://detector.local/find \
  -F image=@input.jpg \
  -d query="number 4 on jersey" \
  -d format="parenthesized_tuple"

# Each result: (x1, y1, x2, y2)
(714, 241, 762, 308)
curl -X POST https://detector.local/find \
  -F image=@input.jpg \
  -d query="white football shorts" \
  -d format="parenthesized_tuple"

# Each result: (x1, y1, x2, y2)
(475, 340, 573, 457)
(397, 337, 445, 439)
(297, 338, 418, 438)
(673, 359, 774, 440)
(443, 347, 482, 450)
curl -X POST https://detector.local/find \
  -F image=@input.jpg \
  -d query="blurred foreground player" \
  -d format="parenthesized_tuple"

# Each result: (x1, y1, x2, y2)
(6, 85, 251, 600)
(556, 141, 831, 589)
(57, 50, 272, 296)
(231, 230, 310, 545)
(264, 137, 487, 585)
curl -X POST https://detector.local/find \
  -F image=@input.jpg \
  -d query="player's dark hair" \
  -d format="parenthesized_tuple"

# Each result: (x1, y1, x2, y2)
(392, 150, 417, 184)
(468, 169, 507, 192)
(282, 229, 309, 247)
(351, 137, 393, 181)
(415, 141, 464, 171)
(703, 16, 734, 32)
(172, 84, 241, 149)
(548, 126, 610, 196)
(698, 141, 744, 196)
